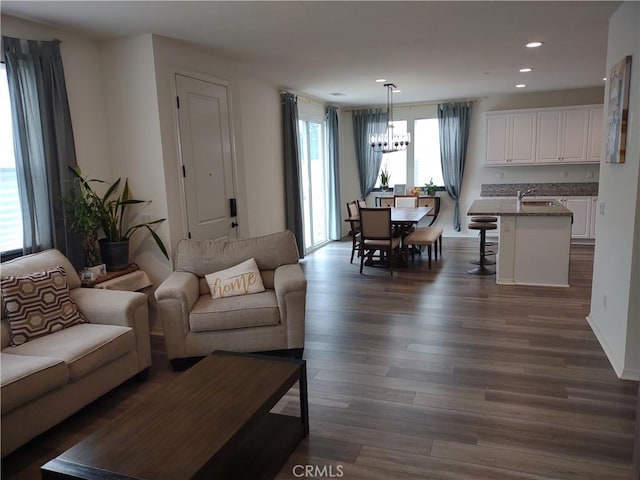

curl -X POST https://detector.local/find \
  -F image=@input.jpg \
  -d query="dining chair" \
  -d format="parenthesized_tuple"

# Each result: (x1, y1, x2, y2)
(346, 201, 361, 263)
(358, 207, 401, 276)
(357, 199, 367, 209)
(393, 195, 419, 207)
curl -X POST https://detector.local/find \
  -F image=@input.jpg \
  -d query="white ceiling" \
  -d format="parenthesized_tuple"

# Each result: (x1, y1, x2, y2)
(1, 1, 620, 106)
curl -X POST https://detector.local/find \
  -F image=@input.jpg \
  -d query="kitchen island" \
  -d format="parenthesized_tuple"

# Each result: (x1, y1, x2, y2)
(468, 198, 573, 287)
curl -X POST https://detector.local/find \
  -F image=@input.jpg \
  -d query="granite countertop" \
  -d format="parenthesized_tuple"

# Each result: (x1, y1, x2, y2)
(468, 198, 573, 216)
(481, 182, 598, 197)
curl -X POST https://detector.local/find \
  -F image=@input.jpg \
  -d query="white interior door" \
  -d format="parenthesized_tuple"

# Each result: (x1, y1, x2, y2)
(176, 74, 237, 241)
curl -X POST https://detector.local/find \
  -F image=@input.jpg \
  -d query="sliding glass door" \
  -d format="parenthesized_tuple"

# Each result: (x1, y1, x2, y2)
(298, 119, 329, 253)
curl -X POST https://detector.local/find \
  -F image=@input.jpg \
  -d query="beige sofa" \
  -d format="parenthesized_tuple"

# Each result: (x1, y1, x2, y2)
(1, 249, 151, 456)
(155, 231, 306, 369)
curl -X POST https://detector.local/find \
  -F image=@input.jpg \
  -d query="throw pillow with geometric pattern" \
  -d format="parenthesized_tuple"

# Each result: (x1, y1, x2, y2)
(0, 266, 86, 346)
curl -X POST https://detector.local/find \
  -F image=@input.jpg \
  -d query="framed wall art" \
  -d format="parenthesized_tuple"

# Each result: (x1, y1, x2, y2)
(605, 55, 632, 164)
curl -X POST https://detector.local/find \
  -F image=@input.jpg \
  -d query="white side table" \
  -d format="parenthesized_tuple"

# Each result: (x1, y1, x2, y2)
(93, 270, 152, 292)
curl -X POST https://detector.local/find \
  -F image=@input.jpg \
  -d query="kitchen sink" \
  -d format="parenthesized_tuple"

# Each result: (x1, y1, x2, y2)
(521, 200, 555, 206)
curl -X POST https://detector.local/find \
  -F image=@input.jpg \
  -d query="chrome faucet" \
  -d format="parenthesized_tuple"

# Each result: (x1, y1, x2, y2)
(517, 188, 535, 201)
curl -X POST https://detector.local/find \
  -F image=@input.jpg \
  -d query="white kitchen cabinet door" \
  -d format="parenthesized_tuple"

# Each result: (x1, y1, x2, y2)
(485, 115, 510, 165)
(510, 112, 537, 164)
(561, 109, 589, 162)
(485, 112, 536, 165)
(587, 107, 604, 163)
(537, 110, 563, 163)
(537, 108, 588, 163)
(561, 196, 591, 239)
(589, 196, 598, 239)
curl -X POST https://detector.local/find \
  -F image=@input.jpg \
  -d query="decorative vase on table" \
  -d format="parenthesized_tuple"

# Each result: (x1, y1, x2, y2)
(99, 239, 130, 272)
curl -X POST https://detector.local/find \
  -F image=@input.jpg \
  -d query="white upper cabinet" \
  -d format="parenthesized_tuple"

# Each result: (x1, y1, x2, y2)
(561, 109, 589, 162)
(484, 105, 602, 165)
(537, 110, 563, 163)
(485, 112, 536, 165)
(587, 106, 604, 163)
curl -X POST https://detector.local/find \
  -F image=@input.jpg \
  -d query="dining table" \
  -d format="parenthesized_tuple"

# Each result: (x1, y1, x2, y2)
(345, 206, 432, 265)
(345, 206, 432, 231)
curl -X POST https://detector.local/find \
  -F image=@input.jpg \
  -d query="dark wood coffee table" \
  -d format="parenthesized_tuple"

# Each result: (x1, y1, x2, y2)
(41, 351, 308, 480)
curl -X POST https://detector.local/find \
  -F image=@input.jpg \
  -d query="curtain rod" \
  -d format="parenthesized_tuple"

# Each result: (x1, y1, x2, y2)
(342, 97, 482, 112)
(280, 89, 330, 107)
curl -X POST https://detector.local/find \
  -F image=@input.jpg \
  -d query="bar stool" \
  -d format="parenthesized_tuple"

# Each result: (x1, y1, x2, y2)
(470, 216, 497, 265)
(468, 222, 497, 275)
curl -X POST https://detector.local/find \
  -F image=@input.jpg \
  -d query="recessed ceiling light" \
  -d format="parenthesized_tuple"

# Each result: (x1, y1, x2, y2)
(603, 77, 607, 81)
(519, 67, 533, 73)
(375, 78, 387, 83)
(516, 84, 526, 88)
(526, 41, 543, 48)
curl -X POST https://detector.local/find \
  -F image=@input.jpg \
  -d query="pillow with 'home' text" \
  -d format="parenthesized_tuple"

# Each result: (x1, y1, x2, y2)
(205, 258, 266, 299)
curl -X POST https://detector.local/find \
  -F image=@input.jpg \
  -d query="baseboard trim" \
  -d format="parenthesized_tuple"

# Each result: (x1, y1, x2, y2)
(586, 313, 630, 379)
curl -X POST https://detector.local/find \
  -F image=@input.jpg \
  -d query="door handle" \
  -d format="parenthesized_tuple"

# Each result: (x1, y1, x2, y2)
(231, 222, 239, 228)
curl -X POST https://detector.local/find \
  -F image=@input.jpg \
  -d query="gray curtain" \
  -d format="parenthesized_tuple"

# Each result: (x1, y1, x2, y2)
(2, 36, 81, 266)
(281, 92, 305, 258)
(326, 105, 341, 240)
(352, 108, 386, 198)
(438, 102, 472, 231)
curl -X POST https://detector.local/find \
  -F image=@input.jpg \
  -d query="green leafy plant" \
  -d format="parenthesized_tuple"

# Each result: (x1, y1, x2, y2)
(380, 163, 391, 188)
(425, 177, 437, 196)
(64, 176, 102, 267)
(66, 167, 169, 263)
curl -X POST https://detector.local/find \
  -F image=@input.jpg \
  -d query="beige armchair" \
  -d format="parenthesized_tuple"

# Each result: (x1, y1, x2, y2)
(155, 231, 307, 370)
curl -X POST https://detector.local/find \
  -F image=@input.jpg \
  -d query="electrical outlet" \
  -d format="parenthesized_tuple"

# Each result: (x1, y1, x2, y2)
(498, 171, 504, 180)
(603, 294, 607, 309)
(599, 202, 605, 215)
(586, 169, 594, 179)
(562, 170, 568, 179)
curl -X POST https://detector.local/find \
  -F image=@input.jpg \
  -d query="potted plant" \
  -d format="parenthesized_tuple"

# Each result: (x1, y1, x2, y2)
(66, 167, 169, 271)
(64, 177, 102, 268)
(380, 164, 391, 191)
(425, 178, 437, 196)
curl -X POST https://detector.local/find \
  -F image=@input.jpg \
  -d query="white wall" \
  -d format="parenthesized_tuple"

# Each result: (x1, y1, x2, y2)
(588, 1, 640, 380)
(236, 77, 286, 237)
(339, 87, 604, 238)
(100, 35, 171, 291)
(150, 35, 286, 245)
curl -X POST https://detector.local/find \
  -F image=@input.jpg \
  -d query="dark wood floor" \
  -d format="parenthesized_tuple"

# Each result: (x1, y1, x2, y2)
(2, 238, 638, 479)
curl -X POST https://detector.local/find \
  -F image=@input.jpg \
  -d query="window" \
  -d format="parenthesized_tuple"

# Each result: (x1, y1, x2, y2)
(374, 118, 444, 190)
(375, 121, 407, 187)
(298, 118, 329, 252)
(414, 118, 444, 187)
(0, 64, 23, 255)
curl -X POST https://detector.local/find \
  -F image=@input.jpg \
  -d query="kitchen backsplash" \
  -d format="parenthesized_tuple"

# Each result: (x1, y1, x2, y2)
(481, 182, 599, 197)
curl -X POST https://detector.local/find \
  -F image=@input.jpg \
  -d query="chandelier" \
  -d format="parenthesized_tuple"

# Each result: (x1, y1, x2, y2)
(370, 83, 410, 153)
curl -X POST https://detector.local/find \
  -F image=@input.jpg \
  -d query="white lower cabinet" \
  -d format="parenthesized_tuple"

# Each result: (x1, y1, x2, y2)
(537, 196, 597, 239)
(560, 197, 591, 239)
(589, 196, 598, 239)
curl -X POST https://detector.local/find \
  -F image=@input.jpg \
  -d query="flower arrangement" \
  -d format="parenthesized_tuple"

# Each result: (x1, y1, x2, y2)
(380, 163, 391, 189)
